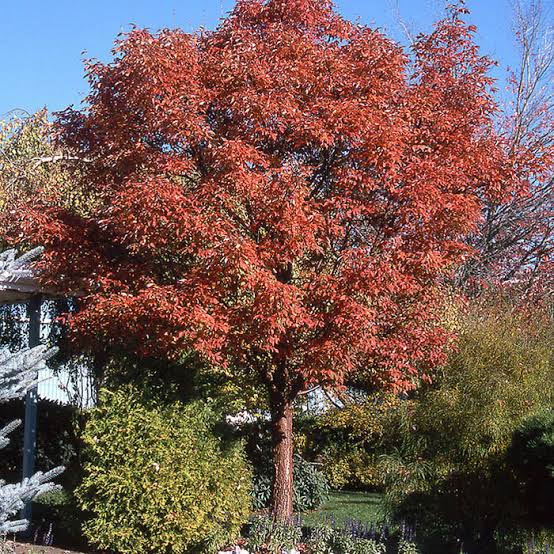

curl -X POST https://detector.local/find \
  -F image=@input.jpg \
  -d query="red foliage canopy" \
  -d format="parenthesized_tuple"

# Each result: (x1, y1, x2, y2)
(12, 0, 516, 394)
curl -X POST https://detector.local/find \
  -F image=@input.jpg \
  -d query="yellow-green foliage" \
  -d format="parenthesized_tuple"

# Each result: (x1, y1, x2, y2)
(0, 111, 97, 220)
(379, 299, 554, 520)
(77, 387, 252, 554)
(323, 449, 383, 490)
(409, 300, 553, 469)
(319, 393, 401, 440)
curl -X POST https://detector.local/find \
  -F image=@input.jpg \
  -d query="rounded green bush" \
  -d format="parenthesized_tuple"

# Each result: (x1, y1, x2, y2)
(77, 387, 252, 554)
(507, 409, 554, 526)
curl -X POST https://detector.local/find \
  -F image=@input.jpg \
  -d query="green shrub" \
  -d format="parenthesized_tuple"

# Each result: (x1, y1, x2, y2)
(305, 523, 336, 554)
(294, 455, 329, 511)
(77, 387, 251, 554)
(506, 409, 554, 526)
(328, 531, 387, 554)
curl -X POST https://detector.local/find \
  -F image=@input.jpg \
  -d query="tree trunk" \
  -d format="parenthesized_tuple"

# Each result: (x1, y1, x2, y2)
(269, 389, 294, 520)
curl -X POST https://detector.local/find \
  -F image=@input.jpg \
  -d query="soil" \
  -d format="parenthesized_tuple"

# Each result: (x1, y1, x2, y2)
(8, 542, 86, 554)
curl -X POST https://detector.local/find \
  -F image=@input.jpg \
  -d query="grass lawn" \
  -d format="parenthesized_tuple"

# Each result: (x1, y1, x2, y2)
(301, 491, 385, 528)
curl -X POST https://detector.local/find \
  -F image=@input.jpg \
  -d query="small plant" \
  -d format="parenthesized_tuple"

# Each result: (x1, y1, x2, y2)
(398, 539, 419, 554)
(331, 531, 386, 554)
(237, 518, 420, 554)
(246, 515, 302, 554)
(304, 521, 388, 554)
(305, 523, 335, 554)
(397, 522, 419, 554)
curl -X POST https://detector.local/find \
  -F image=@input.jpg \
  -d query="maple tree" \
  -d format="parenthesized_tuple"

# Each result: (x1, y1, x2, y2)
(6, 0, 525, 518)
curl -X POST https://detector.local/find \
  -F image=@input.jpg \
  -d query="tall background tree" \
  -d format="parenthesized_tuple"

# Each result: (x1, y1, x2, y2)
(458, 0, 553, 297)
(0, 112, 98, 407)
(4, 0, 533, 519)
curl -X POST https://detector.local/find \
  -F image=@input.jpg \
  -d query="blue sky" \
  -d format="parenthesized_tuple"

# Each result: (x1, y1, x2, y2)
(0, 0, 521, 117)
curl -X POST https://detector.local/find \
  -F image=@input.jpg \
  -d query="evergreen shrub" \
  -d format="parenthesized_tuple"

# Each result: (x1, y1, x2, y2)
(506, 409, 554, 526)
